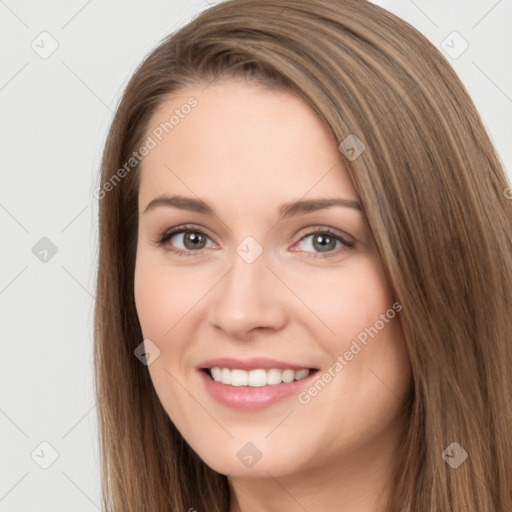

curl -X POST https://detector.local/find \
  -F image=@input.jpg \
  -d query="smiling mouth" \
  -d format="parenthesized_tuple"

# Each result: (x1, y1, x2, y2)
(202, 367, 318, 387)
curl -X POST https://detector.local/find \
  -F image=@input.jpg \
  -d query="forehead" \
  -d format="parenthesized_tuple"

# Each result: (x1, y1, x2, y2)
(137, 79, 358, 210)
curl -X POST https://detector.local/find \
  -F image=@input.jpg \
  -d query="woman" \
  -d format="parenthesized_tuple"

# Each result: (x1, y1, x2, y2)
(93, 0, 512, 510)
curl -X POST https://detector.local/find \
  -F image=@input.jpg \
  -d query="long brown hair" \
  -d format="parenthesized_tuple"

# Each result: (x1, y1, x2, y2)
(93, 0, 512, 510)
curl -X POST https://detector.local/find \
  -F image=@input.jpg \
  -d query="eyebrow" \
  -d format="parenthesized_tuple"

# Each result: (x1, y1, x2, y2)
(143, 194, 362, 219)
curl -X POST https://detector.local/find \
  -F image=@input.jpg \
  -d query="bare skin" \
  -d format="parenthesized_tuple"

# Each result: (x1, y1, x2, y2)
(134, 78, 412, 512)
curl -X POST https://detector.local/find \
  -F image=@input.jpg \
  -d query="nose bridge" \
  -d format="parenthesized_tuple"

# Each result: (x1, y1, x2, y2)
(222, 240, 273, 308)
(208, 237, 287, 336)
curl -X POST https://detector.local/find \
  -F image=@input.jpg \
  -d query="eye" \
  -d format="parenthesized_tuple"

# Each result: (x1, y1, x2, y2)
(293, 227, 355, 258)
(154, 224, 355, 259)
(155, 224, 216, 256)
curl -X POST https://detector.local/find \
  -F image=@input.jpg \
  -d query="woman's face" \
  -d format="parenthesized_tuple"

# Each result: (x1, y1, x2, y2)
(134, 79, 412, 478)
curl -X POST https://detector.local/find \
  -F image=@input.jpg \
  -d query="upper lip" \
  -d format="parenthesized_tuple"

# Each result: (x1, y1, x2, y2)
(197, 357, 317, 371)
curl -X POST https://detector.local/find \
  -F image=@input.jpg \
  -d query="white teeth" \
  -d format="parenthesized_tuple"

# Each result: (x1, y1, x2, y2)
(294, 369, 310, 381)
(282, 369, 295, 383)
(248, 369, 267, 387)
(208, 367, 311, 386)
(231, 369, 248, 387)
(266, 368, 283, 385)
(211, 367, 222, 381)
(221, 368, 231, 385)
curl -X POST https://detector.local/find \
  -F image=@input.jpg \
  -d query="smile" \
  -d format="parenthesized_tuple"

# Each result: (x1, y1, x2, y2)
(207, 367, 311, 387)
(198, 365, 319, 410)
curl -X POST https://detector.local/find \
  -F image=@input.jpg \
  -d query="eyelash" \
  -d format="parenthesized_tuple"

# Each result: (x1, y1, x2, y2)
(154, 224, 355, 259)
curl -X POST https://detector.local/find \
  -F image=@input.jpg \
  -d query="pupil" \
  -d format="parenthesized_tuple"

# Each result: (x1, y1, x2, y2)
(181, 232, 336, 252)
(185, 231, 205, 250)
(314, 234, 335, 252)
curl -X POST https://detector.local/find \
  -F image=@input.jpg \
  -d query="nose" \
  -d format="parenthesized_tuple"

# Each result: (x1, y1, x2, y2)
(207, 246, 289, 340)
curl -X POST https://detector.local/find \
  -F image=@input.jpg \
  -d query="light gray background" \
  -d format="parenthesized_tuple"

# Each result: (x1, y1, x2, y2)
(1, 0, 510, 510)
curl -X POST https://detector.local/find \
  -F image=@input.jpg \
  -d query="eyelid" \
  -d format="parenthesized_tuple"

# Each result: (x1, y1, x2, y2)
(154, 223, 216, 253)
(154, 223, 355, 258)
(291, 226, 355, 258)
(294, 224, 355, 245)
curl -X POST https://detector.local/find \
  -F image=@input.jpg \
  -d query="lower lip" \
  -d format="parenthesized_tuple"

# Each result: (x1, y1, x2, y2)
(198, 369, 317, 410)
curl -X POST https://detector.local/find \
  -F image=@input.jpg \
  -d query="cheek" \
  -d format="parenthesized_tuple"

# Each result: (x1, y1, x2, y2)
(134, 254, 200, 338)
(134, 267, 166, 338)
(296, 257, 409, 399)
(323, 259, 407, 378)
(133, 256, 199, 412)
(287, 257, 395, 339)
